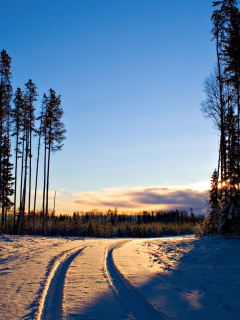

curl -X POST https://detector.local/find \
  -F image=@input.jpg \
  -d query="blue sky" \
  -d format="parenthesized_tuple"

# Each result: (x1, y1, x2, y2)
(1, 1, 219, 214)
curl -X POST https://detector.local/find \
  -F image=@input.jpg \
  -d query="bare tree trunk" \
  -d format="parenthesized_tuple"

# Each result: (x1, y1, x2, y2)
(33, 106, 43, 233)
(215, 16, 226, 184)
(42, 136, 47, 233)
(28, 128, 32, 232)
(6, 104, 11, 234)
(18, 135, 25, 235)
(33, 133, 41, 233)
(4, 207, 7, 234)
(21, 129, 29, 235)
(53, 191, 56, 214)
(46, 142, 51, 219)
(1, 199, 4, 231)
(13, 133, 19, 233)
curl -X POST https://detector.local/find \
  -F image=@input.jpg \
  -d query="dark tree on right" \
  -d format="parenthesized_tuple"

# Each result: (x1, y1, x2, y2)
(201, 0, 240, 235)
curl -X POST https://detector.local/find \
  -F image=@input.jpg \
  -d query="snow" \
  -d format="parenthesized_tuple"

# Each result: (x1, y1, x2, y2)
(114, 236, 240, 319)
(0, 236, 84, 319)
(0, 235, 240, 320)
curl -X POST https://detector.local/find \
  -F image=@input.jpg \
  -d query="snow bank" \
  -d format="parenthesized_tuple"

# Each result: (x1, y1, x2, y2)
(114, 235, 240, 320)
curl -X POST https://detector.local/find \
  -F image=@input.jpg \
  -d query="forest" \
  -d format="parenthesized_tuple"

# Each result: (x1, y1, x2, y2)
(2, 207, 202, 237)
(0, 50, 66, 235)
(201, 0, 240, 236)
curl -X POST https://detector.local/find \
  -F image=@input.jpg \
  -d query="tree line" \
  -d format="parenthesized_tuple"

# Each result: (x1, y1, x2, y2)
(3, 208, 200, 238)
(201, 0, 240, 235)
(0, 49, 66, 235)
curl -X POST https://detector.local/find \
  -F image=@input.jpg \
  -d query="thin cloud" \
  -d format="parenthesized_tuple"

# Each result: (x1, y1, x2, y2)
(73, 186, 208, 215)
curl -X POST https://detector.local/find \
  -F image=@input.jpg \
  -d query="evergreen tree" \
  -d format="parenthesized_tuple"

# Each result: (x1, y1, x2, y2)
(33, 95, 45, 232)
(201, 1, 240, 235)
(225, 104, 238, 179)
(18, 97, 28, 234)
(212, 8, 227, 181)
(0, 50, 13, 231)
(213, 0, 240, 182)
(0, 136, 14, 232)
(24, 80, 37, 231)
(209, 169, 220, 209)
(12, 88, 24, 232)
(42, 89, 66, 232)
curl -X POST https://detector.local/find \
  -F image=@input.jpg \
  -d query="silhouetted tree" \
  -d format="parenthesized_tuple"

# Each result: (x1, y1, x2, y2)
(0, 136, 14, 232)
(42, 89, 66, 232)
(209, 169, 220, 209)
(24, 80, 37, 231)
(212, 8, 227, 180)
(33, 95, 45, 232)
(12, 88, 24, 232)
(18, 97, 28, 234)
(201, 1, 240, 235)
(0, 50, 12, 230)
(213, 0, 240, 179)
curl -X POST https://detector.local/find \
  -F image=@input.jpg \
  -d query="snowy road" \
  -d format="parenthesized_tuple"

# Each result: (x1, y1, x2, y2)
(106, 243, 164, 320)
(1, 235, 240, 320)
(42, 239, 165, 319)
(40, 247, 86, 320)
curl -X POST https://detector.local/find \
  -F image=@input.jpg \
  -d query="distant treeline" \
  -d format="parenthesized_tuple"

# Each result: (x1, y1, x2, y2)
(0, 209, 204, 237)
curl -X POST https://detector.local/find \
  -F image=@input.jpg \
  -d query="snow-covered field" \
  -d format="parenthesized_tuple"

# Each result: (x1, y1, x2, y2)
(0, 235, 239, 320)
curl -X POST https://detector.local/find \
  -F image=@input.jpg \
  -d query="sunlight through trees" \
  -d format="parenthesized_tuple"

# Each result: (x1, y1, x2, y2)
(201, 0, 240, 235)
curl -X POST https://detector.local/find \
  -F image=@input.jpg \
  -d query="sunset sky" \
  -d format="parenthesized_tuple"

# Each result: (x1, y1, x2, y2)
(1, 0, 218, 214)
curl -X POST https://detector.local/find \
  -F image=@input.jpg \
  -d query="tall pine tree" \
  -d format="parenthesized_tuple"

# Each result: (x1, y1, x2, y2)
(0, 50, 13, 231)
(12, 88, 24, 232)
(42, 89, 66, 232)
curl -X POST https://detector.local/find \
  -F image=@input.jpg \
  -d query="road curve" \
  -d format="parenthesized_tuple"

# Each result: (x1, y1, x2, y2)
(106, 243, 168, 320)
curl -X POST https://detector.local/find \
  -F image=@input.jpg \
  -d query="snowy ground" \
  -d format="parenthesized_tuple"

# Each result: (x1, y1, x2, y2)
(0, 235, 240, 320)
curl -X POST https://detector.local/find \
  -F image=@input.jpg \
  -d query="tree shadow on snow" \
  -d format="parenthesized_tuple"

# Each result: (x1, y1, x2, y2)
(65, 237, 240, 320)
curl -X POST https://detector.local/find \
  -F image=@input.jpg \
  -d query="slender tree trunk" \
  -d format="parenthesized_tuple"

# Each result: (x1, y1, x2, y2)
(13, 133, 19, 233)
(18, 134, 25, 234)
(22, 161, 27, 234)
(229, 2, 240, 187)
(215, 17, 226, 184)
(218, 139, 221, 179)
(5, 107, 11, 234)
(4, 207, 7, 234)
(46, 117, 52, 220)
(28, 96, 33, 233)
(33, 133, 41, 233)
(33, 106, 43, 233)
(42, 136, 47, 233)
(1, 196, 4, 231)
(53, 191, 56, 214)
(28, 128, 32, 232)
(46, 142, 51, 219)
(21, 128, 29, 234)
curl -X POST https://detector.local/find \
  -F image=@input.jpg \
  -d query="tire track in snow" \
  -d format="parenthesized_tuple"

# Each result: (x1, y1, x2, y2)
(37, 246, 86, 320)
(106, 242, 168, 320)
